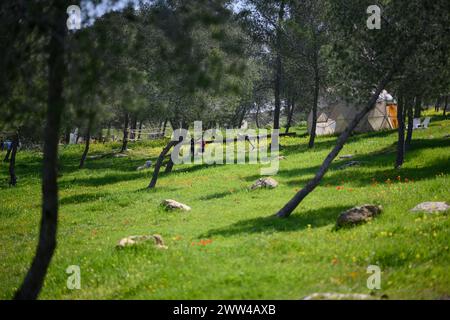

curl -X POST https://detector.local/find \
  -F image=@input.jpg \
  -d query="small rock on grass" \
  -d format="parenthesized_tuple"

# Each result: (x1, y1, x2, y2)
(410, 202, 449, 213)
(161, 199, 191, 211)
(137, 160, 152, 171)
(117, 234, 167, 249)
(336, 204, 382, 228)
(250, 177, 279, 190)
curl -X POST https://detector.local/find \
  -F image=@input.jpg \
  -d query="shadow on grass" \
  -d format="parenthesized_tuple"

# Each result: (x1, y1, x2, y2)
(199, 191, 234, 201)
(283, 138, 449, 187)
(59, 171, 146, 187)
(60, 192, 111, 205)
(285, 158, 449, 188)
(53, 136, 448, 189)
(281, 128, 398, 156)
(201, 205, 348, 238)
(134, 185, 181, 193)
(171, 162, 219, 174)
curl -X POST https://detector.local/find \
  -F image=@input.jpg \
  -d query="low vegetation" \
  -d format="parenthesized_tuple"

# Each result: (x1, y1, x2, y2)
(1, 114, 448, 299)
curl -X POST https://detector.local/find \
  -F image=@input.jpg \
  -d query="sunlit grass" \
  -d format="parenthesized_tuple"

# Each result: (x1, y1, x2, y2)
(0, 112, 449, 299)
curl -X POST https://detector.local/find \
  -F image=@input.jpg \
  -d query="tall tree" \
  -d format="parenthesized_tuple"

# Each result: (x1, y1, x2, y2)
(241, 0, 287, 129)
(143, 0, 249, 188)
(288, 0, 328, 148)
(275, 0, 449, 218)
(8, 131, 19, 186)
(79, 116, 93, 169)
(395, 95, 406, 168)
(14, 0, 67, 299)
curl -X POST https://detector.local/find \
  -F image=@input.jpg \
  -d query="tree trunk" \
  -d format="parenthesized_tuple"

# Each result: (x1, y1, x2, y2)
(161, 119, 168, 137)
(273, 61, 282, 130)
(106, 121, 112, 142)
(129, 115, 137, 140)
(285, 100, 295, 134)
(395, 96, 405, 168)
(405, 97, 414, 148)
(435, 96, 441, 112)
(120, 112, 129, 153)
(413, 95, 422, 118)
(4, 147, 11, 162)
(444, 95, 448, 116)
(308, 100, 318, 148)
(273, 1, 285, 130)
(14, 2, 66, 299)
(308, 69, 320, 148)
(64, 127, 71, 144)
(137, 121, 143, 140)
(165, 158, 174, 173)
(97, 126, 103, 143)
(255, 104, 260, 129)
(164, 121, 188, 173)
(148, 140, 179, 189)
(9, 132, 19, 186)
(276, 69, 395, 218)
(79, 122, 91, 169)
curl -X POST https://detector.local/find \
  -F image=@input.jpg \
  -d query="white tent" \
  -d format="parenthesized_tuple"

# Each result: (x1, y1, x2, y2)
(307, 91, 398, 136)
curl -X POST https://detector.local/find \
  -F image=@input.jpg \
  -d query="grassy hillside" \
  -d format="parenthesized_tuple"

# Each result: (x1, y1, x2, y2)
(0, 113, 449, 299)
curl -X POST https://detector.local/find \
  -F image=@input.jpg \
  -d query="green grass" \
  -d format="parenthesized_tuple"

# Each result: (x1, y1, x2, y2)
(0, 112, 449, 299)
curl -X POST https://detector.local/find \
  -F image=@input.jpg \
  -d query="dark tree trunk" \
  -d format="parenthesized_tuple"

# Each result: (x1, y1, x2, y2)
(97, 126, 102, 143)
(149, 118, 188, 187)
(4, 148, 11, 162)
(413, 95, 422, 118)
(273, 61, 282, 130)
(308, 70, 320, 148)
(9, 132, 19, 186)
(14, 2, 66, 300)
(395, 96, 406, 168)
(106, 121, 112, 142)
(435, 96, 441, 112)
(148, 140, 179, 189)
(273, 1, 285, 130)
(255, 104, 260, 129)
(285, 100, 295, 134)
(164, 121, 188, 173)
(405, 98, 414, 148)
(405, 100, 414, 149)
(276, 69, 395, 218)
(165, 158, 174, 173)
(444, 95, 448, 116)
(137, 121, 143, 140)
(120, 112, 129, 153)
(130, 115, 137, 140)
(64, 127, 70, 144)
(161, 119, 168, 137)
(79, 122, 91, 169)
